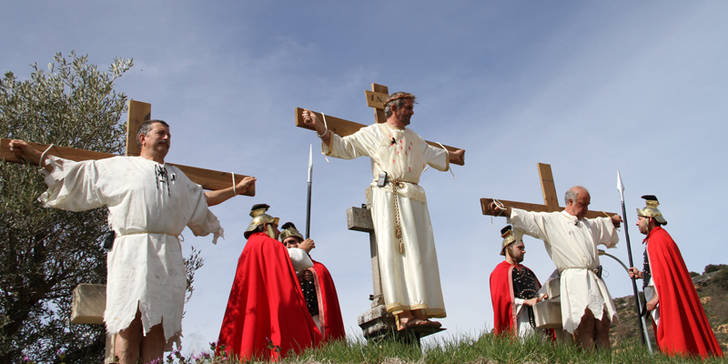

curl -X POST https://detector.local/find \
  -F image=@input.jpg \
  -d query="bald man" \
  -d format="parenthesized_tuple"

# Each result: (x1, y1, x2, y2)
(491, 186, 622, 350)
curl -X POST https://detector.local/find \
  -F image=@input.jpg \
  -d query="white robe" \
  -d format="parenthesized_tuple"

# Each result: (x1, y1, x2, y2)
(323, 123, 449, 317)
(509, 208, 619, 333)
(38, 156, 222, 344)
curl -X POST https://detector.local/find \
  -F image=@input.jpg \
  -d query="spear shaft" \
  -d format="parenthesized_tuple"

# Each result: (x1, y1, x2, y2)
(617, 171, 653, 353)
(305, 144, 313, 239)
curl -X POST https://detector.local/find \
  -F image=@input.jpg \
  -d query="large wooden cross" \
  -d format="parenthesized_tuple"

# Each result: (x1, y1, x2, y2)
(295, 83, 455, 342)
(480, 162, 616, 218)
(1, 99, 255, 194)
(294, 83, 465, 165)
(1, 99, 256, 363)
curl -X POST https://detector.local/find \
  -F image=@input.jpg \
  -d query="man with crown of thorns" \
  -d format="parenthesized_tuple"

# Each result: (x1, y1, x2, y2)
(301, 92, 464, 330)
(628, 195, 723, 358)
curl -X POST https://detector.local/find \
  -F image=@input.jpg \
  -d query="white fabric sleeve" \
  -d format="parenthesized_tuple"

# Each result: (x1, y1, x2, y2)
(288, 248, 314, 273)
(509, 208, 549, 241)
(186, 182, 224, 244)
(424, 142, 449, 171)
(322, 126, 376, 159)
(38, 156, 106, 211)
(591, 217, 620, 248)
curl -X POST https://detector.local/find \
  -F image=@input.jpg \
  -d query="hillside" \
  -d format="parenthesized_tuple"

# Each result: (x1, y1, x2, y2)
(609, 264, 728, 352)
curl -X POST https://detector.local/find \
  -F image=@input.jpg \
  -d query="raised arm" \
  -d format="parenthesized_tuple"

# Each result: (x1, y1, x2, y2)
(8, 139, 55, 172)
(301, 109, 332, 146)
(205, 176, 256, 207)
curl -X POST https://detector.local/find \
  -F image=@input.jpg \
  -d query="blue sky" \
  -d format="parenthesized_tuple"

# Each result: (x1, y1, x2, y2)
(2, 0, 726, 354)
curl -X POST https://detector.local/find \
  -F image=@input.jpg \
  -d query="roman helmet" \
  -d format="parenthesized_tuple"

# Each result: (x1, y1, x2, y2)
(279, 222, 304, 243)
(500, 225, 523, 256)
(244, 203, 280, 239)
(636, 195, 667, 225)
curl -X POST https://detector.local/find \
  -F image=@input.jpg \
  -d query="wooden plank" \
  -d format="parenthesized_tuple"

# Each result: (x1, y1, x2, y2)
(294, 108, 465, 165)
(365, 90, 389, 110)
(1, 138, 255, 195)
(125, 99, 151, 156)
(538, 163, 559, 207)
(371, 83, 389, 124)
(480, 198, 616, 219)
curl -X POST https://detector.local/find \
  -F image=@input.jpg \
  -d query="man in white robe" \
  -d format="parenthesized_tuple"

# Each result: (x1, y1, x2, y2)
(300, 92, 464, 330)
(9, 120, 255, 364)
(491, 186, 622, 349)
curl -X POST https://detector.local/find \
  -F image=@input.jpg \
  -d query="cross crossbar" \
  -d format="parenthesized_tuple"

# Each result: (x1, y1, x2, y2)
(480, 162, 615, 219)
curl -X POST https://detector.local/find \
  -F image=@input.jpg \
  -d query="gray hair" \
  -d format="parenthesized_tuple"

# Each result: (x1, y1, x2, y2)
(136, 119, 169, 147)
(384, 92, 416, 118)
(564, 186, 587, 204)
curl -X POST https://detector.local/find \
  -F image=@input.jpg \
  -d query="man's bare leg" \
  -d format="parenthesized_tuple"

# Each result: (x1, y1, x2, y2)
(115, 312, 142, 364)
(574, 309, 596, 350)
(595, 310, 611, 350)
(140, 323, 165, 364)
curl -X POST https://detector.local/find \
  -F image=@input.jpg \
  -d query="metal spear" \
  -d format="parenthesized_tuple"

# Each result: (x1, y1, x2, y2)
(617, 170, 653, 353)
(305, 144, 313, 239)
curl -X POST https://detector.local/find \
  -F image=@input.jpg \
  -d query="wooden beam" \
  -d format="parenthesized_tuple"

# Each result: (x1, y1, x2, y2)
(294, 108, 465, 165)
(370, 83, 389, 124)
(538, 163, 559, 208)
(1, 139, 255, 195)
(125, 99, 151, 156)
(480, 198, 616, 219)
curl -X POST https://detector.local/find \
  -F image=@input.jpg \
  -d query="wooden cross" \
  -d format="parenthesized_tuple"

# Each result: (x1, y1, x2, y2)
(294, 82, 465, 165)
(480, 162, 616, 218)
(1, 99, 256, 194)
(2, 99, 256, 363)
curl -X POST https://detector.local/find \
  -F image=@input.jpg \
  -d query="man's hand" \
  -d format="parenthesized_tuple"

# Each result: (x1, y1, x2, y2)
(301, 109, 326, 135)
(628, 267, 642, 279)
(646, 297, 658, 312)
(524, 297, 538, 307)
(610, 214, 622, 228)
(488, 201, 511, 217)
(8, 139, 41, 163)
(234, 176, 256, 195)
(299, 238, 316, 253)
(449, 149, 465, 165)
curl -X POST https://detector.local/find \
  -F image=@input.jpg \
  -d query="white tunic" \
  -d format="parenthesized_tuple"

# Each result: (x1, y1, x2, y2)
(38, 156, 222, 343)
(323, 123, 449, 317)
(509, 208, 619, 333)
(513, 298, 536, 338)
(288, 247, 314, 273)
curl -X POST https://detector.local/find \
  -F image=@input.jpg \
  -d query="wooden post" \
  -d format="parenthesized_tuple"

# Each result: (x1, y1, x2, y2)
(347, 205, 444, 344)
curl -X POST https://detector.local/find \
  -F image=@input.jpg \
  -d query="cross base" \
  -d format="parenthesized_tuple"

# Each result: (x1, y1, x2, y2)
(357, 304, 445, 345)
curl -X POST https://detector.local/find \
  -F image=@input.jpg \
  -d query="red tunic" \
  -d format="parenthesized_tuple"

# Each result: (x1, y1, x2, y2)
(645, 226, 723, 358)
(310, 260, 346, 342)
(217, 232, 321, 361)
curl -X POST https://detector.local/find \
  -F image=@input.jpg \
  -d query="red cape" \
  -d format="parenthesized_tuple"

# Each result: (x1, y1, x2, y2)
(646, 226, 722, 358)
(310, 260, 346, 342)
(217, 232, 321, 361)
(489, 261, 527, 335)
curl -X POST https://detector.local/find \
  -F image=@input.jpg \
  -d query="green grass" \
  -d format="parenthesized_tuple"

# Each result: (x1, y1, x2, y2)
(166, 334, 724, 363)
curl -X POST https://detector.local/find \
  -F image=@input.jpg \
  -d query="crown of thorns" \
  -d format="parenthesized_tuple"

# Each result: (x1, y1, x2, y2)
(384, 92, 416, 106)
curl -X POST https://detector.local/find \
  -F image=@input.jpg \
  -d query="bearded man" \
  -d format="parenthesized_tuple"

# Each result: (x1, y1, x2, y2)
(628, 195, 722, 358)
(279, 222, 346, 342)
(301, 92, 464, 330)
(217, 205, 320, 361)
(489, 225, 546, 338)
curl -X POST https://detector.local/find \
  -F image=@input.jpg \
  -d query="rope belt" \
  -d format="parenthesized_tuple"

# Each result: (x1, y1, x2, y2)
(560, 265, 603, 279)
(384, 179, 417, 255)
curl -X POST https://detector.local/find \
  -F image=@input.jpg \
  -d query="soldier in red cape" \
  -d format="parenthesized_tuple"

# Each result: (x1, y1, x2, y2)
(489, 225, 547, 337)
(628, 195, 722, 358)
(279, 222, 346, 342)
(217, 204, 321, 361)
